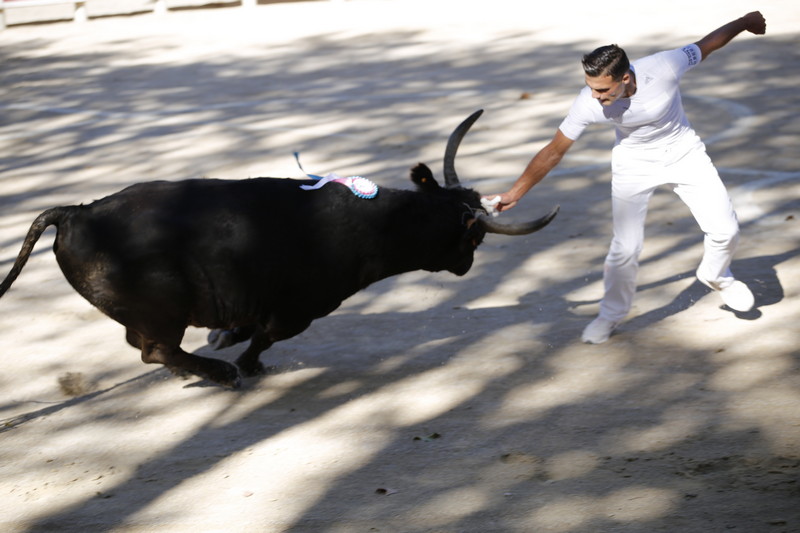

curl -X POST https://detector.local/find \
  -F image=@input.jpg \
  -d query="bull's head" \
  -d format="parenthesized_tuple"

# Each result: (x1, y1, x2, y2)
(409, 110, 559, 275)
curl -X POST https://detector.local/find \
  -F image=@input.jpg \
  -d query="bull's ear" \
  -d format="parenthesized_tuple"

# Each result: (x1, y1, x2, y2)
(410, 163, 441, 192)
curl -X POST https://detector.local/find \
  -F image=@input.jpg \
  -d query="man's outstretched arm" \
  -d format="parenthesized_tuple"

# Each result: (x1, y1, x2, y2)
(695, 11, 766, 60)
(486, 129, 574, 213)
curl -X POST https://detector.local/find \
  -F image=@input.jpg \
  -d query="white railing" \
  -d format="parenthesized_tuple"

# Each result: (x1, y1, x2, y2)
(0, 0, 265, 30)
(1, 1, 86, 30)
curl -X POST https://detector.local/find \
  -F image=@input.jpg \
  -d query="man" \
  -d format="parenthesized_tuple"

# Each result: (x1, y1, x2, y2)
(488, 11, 767, 344)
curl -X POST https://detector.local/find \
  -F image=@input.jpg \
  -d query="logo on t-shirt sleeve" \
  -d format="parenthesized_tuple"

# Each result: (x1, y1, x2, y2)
(681, 45, 700, 66)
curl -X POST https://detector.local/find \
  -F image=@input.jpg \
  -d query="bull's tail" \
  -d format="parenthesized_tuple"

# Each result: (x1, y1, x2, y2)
(0, 207, 68, 299)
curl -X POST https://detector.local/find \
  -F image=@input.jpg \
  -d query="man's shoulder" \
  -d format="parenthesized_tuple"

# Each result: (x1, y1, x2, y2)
(634, 45, 701, 71)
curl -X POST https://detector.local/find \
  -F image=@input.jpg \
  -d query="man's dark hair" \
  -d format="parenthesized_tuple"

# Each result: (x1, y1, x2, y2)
(582, 44, 630, 80)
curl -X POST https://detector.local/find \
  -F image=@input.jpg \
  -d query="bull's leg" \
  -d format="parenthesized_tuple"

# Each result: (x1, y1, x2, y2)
(234, 328, 273, 377)
(141, 340, 242, 389)
(234, 317, 314, 378)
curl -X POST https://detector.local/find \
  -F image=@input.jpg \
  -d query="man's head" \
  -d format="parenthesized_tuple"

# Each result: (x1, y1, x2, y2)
(582, 44, 634, 106)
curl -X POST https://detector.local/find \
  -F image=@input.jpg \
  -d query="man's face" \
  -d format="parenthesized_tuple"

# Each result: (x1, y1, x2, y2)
(585, 73, 630, 106)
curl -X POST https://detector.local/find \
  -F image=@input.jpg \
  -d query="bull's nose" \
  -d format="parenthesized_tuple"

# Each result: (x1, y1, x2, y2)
(450, 258, 474, 276)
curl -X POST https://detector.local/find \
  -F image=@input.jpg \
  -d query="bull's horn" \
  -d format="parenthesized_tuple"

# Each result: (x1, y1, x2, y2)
(477, 205, 560, 235)
(443, 109, 483, 188)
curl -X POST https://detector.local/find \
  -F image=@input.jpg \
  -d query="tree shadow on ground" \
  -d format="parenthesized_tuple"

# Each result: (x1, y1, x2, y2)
(1, 13, 798, 533)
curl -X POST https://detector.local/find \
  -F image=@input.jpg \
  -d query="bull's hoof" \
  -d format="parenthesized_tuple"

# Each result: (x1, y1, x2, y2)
(207, 329, 234, 350)
(164, 365, 191, 379)
(208, 326, 256, 351)
(210, 361, 242, 389)
(236, 359, 267, 378)
(221, 374, 242, 389)
(171, 360, 242, 389)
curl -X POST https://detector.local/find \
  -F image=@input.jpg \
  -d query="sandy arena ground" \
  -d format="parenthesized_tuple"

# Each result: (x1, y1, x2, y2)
(1, 1, 799, 531)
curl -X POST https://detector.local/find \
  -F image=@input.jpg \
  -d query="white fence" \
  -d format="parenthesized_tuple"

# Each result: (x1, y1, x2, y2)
(0, 0, 304, 30)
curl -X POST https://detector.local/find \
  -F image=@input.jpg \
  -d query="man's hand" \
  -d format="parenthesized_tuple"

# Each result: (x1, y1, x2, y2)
(741, 11, 766, 35)
(482, 192, 519, 213)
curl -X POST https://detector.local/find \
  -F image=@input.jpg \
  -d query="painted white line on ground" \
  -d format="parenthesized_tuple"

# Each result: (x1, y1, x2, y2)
(688, 95, 760, 147)
(727, 170, 800, 222)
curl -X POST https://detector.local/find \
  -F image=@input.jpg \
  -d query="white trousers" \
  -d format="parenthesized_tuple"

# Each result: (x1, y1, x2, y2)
(599, 134, 740, 322)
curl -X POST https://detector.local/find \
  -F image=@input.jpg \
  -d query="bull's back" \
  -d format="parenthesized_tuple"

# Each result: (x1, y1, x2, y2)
(53, 178, 378, 328)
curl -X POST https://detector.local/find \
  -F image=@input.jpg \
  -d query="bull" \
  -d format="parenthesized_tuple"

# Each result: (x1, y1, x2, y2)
(0, 110, 558, 388)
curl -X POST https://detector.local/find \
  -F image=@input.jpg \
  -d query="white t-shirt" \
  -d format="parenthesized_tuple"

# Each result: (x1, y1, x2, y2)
(559, 44, 702, 148)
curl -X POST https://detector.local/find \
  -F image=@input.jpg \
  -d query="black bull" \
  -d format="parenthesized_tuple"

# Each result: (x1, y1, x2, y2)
(0, 110, 558, 388)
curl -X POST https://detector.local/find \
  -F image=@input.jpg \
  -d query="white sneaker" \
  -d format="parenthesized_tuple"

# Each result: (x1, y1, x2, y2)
(697, 276, 755, 312)
(582, 317, 618, 344)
